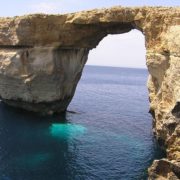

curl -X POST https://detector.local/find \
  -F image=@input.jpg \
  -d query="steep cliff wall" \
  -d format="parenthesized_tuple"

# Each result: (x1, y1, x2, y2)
(0, 7, 179, 179)
(0, 47, 88, 114)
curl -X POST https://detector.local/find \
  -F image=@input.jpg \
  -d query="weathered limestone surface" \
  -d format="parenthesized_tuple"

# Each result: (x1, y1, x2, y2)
(0, 47, 88, 113)
(0, 6, 179, 179)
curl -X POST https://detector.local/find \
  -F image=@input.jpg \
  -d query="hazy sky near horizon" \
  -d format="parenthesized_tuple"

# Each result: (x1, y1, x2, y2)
(0, 1, 179, 68)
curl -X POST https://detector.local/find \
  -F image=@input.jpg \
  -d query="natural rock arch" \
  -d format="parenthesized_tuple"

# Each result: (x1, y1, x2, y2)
(0, 7, 179, 179)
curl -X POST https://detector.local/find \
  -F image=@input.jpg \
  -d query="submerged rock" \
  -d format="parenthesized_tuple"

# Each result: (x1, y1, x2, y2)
(0, 6, 180, 179)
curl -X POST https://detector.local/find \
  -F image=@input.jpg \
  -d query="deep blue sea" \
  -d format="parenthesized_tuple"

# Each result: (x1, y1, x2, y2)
(0, 65, 164, 180)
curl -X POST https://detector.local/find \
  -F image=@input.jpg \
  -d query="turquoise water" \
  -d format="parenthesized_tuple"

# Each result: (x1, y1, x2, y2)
(50, 123, 86, 139)
(0, 65, 164, 180)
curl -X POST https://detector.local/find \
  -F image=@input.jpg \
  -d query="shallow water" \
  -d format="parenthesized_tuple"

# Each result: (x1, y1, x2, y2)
(0, 65, 164, 180)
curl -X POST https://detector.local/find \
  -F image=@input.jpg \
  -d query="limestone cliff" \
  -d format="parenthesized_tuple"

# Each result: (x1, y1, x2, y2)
(0, 6, 179, 179)
(0, 47, 88, 114)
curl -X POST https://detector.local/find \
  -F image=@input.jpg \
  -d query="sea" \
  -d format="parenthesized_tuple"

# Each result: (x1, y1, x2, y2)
(0, 65, 164, 180)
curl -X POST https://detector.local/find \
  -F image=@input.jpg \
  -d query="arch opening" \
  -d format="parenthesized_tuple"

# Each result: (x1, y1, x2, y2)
(68, 30, 165, 179)
(87, 29, 146, 68)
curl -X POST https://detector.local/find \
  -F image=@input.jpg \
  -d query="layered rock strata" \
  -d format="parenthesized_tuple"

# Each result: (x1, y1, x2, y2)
(0, 6, 179, 179)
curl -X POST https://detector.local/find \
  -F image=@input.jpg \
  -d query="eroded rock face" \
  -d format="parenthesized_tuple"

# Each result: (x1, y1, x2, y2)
(0, 6, 179, 179)
(148, 159, 180, 179)
(0, 47, 89, 114)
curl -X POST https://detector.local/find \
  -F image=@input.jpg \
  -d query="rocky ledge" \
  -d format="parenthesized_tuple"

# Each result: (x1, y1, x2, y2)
(0, 6, 180, 179)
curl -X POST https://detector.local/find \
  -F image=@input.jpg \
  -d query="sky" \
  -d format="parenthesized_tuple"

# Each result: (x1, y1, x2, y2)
(0, 1, 179, 68)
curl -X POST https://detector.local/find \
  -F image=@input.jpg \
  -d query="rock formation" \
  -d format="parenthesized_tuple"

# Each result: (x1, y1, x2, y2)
(0, 6, 179, 179)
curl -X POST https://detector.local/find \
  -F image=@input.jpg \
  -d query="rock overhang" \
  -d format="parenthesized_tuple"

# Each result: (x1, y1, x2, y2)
(0, 7, 179, 49)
